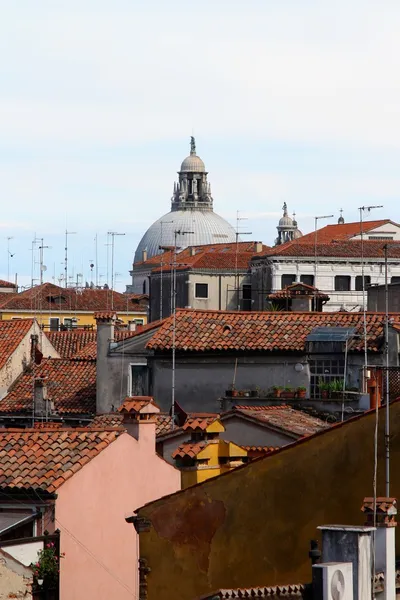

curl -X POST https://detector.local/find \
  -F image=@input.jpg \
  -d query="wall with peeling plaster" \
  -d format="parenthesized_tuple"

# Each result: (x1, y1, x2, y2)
(136, 399, 400, 600)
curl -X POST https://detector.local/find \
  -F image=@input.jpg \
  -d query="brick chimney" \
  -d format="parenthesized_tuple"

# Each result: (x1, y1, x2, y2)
(118, 397, 160, 450)
(362, 497, 397, 600)
(127, 320, 136, 332)
(95, 312, 116, 414)
(254, 241, 263, 253)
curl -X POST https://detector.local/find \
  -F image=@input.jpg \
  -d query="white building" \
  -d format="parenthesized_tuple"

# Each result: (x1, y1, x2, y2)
(252, 215, 400, 311)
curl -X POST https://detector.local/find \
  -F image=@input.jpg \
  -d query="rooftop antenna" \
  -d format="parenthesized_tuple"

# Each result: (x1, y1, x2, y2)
(107, 231, 125, 307)
(7, 237, 14, 283)
(235, 211, 252, 311)
(159, 220, 173, 320)
(94, 234, 99, 287)
(314, 214, 333, 309)
(358, 205, 383, 392)
(89, 261, 95, 286)
(384, 244, 390, 496)
(171, 228, 194, 430)
(65, 230, 77, 288)
(30, 235, 41, 288)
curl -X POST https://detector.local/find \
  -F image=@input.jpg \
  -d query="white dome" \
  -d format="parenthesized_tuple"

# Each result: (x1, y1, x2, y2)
(180, 154, 205, 173)
(279, 215, 294, 228)
(134, 210, 236, 262)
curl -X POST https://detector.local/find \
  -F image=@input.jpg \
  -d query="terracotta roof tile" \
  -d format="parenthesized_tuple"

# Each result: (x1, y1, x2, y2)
(261, 239, 400, 259)
(0, 428, 121, 493)
(232, 405, 328, 437)
(295, 219, 393, 244)
(0, 358, 96, 415)
(146, 309, 394, 353)
(0, 319, 35, 370)
(198, 583, 305, 598)
(90, 414, 124, 429)
(267, 283, 329, 300)
(0, 283, 147, 313)
(172, 441, 207, 459)
(118, 397, 160, 414)
(0, 280, 17, 289)
(182, 416, 219, 431)
(155, 414, 173, 435)
(45, 330, 97, 359)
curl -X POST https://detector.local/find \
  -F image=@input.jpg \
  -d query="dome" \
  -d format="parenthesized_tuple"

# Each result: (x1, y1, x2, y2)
(180, 154, 205, 173)
(293, 229, 303, 239)
(278, 215, 294, 228)
(134, 210, 236, 262)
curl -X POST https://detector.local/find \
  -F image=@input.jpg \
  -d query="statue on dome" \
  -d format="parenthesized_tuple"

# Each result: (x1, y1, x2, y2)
(190, 136, 196, 155)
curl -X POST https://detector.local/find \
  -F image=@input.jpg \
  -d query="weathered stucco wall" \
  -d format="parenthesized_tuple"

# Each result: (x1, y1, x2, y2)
(0, 550, 32, 599)
(137, 400, 400, 600)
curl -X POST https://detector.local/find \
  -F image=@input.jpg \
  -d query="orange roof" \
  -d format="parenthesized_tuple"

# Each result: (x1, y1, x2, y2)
(182, 416, 220, 431)
(0, 319, 35, 370)
(0, 358, 96, 415)
(145, 309, 395, 353)
(267, 283, 329, 300)
(135, 242, 269, 274)
(118, 397, 159, 414)
(0, 428, 121, 493)
(0, 280, 17, 289)
(261, 239, 400, 259)
(172, 441, 207, 460)
(0, 283, 147, 313)
(295, 219, 394, 244)
(231, 406, 328, 437)
(45, 330, 97, 359)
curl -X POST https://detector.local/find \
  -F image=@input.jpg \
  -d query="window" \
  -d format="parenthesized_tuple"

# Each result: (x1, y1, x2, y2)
(242, 284, 252, 311)
(368, 236, 394, 240)
(391, 277, 400, 284)
(130, 365, 148, 396)
(195, 283, 208, 299)
(334, 276, 351, 291)
(49, 318, 60, 331)
(309, 359, 345, 399)
(134, 318, 144, 325)
(300, 275, 314, 286)
(281, 274, 296, 288)
(355, 275, 371, 291)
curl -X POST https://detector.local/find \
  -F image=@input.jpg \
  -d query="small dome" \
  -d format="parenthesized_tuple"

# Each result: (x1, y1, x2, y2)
(293, 229, 303, 239)
(180, 154, 205, 173)
(279, 215, 294, 228)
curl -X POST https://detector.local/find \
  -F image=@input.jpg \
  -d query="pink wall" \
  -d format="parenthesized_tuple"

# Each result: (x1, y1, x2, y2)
(56, 427, 180, 599)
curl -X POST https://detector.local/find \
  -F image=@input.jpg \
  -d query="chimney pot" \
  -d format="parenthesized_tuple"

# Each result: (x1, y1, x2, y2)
(142, 249, 148, 262)
(255, 241, 263, 253)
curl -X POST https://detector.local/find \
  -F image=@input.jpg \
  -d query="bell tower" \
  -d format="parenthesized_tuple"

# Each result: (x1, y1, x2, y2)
(171, 137, 213, 212)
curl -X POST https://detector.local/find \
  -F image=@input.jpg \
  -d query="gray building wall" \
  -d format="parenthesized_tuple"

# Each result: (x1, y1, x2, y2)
(368, 282, 400, 312)
(220, 415, 294, 447)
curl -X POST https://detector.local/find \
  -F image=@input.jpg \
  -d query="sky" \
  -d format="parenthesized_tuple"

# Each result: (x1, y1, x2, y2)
(1, 0, 400, 291)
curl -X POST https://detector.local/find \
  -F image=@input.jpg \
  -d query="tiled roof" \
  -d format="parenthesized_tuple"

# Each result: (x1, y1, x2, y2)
(172, 441, 207, 459)
(241, 445, 279, 455)
(45, 330, 97, 359)
(0, 428, 121, 493)
(90, 414, 125, 429)
(294, 219, 393, 244)
(118, 397, 159, 414)
(0, 280, 17, 289)
(198, 583, 305, 598)
(155, 414, 173, 435)
(260, 239, 400, 259)
(182, 416, 220, 431)
(231, 405, 328, 437)
(0, 318, 34, 370)
(267, 283, 329, 300)
(0, 358, 96, 415)
(146, 309, 394, 353)
(0, 282, 147, 313)
(151, 242, 269, 274)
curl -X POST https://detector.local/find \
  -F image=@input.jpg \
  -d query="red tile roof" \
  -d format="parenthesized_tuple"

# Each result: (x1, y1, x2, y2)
(261, 239, 400, 259)
(146, 309, 394, 353)
(172, 441, 207, 460)
(0, 280, 17, 289)
(89, 414, 125, 429)
(0, 283, 147, 313)
(241, 445, 279, 457)
(0, 319, 35, 370)
(198, 583, 305, 598)
(45, 330, 97, 359)
(0, 428, 121, 493)
(155, 414, 173, 435)
(0, 358, 96, 415)
(295, 219, 394, 245)
(182, 416, 220, 431)
(231, 405, 328, 437)
(144, 242, 269, 274)
(118, 397, 159, 414)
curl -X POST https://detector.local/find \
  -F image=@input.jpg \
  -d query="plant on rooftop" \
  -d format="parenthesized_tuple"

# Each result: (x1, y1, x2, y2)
(271, 385, 283, 398)
(296, 386, 307, 399)
(281, 386, 295, 399)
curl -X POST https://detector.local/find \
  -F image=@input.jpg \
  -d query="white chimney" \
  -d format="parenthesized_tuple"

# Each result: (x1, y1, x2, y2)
(362, 497, 397, 600)
(142, 249, 147, 262)
(318, 524, 375, 600)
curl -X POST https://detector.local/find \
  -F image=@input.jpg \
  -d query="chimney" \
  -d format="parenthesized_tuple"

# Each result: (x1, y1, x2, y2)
(118, 398, 160, 451)
(254, 241, 263, 253)
(127, 321, 136, 332)
(136, 323, 143, 332)
(189, 247, 196, 257)
(95, 312, 116, 414)
(142, 249, 147, 262)
(34, 377, 48, 417)
(318, 524, 375, 600)
(362, 497, 397, 600)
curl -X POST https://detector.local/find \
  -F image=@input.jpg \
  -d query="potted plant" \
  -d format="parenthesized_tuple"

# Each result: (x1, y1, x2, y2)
(31, 542, 63, 590)
(271, 385, 283, 398)
(250, 386, 261, 398)
(281, 386, 295, 399)
(330, 379, 345, 398)
(226, 385, 238, 398)
(296, 386, 307, 399)
(318, 379, 331, 399)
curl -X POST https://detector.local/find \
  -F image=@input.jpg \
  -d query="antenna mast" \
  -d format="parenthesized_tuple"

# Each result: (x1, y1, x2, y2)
(235, 211, 251, 311)
(65, 230, 77, 288)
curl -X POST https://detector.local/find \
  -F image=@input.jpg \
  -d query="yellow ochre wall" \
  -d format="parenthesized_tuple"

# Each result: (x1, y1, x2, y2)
(137, 401, 400, 600)
(0, 311, 147, 328)
(180, 440, 248, 489)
